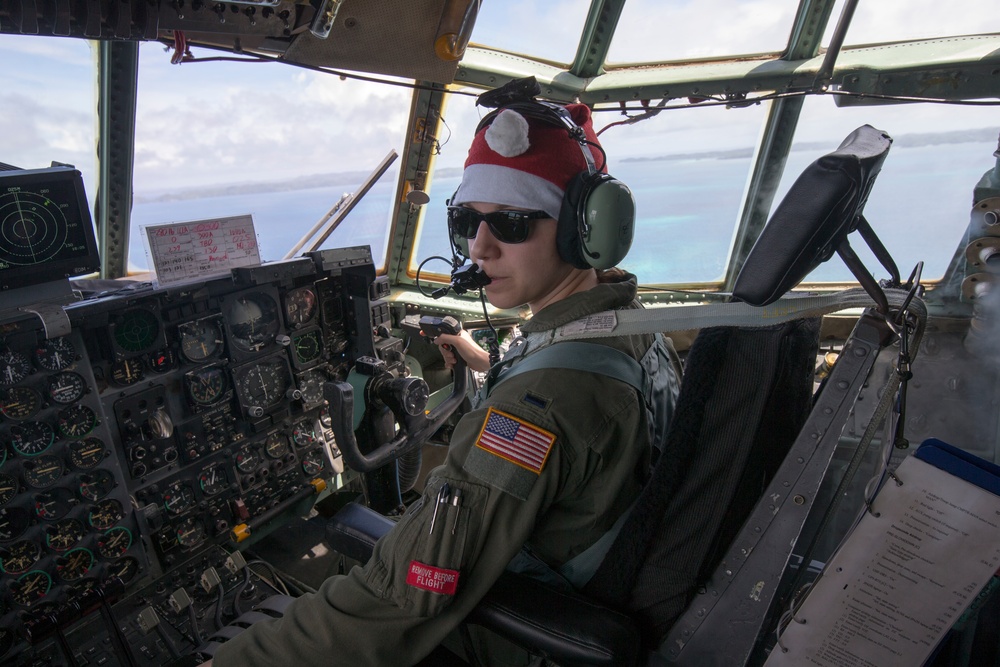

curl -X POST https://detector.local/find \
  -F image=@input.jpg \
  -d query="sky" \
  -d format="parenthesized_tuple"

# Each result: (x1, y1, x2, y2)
(0, 0, 997, 198)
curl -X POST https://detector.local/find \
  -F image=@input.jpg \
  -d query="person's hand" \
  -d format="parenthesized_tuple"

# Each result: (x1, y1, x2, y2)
(197, 660, 213, 666)
(431, 329, 491, 373)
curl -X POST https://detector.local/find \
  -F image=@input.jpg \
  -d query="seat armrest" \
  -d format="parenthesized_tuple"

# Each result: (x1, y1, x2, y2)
(326, 504, 641, 666)
(324, 502, 394, 562)
(469, 572, 641, 666)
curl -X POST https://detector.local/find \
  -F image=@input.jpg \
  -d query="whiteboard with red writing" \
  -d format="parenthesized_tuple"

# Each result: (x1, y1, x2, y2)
(144, 215, 261, 287)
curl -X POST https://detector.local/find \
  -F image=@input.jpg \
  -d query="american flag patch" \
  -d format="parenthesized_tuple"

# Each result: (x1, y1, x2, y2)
(475, 407, 556, 474)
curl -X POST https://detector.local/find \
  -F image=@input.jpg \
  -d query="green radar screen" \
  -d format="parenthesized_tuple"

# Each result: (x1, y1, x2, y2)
(0, 166, 100, 290)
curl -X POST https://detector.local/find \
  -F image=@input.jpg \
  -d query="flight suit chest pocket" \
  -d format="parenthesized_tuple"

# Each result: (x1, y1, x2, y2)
(390, 478, 487, 617)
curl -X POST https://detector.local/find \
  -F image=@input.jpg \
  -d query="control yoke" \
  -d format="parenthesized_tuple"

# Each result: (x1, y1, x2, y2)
(324, 317, 468, 473)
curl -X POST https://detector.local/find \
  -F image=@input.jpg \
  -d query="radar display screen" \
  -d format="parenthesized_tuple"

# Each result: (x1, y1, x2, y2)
(0, 166, 100, 291)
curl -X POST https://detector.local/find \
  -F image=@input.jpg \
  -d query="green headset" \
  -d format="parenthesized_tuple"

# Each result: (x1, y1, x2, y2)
(450, 81, 636, 271)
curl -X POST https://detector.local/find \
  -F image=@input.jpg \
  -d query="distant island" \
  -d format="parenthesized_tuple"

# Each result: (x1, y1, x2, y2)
(134, 127, 997, 203)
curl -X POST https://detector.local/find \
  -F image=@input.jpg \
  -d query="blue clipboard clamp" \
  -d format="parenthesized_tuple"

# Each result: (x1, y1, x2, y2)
(914, 438, 1000, 497)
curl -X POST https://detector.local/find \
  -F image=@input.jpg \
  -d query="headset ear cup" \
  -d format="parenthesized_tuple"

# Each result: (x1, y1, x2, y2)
(557, 172, 636, 269)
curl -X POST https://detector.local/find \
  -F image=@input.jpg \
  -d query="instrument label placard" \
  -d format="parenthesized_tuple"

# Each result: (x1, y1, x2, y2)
(144, 215, 260, 286)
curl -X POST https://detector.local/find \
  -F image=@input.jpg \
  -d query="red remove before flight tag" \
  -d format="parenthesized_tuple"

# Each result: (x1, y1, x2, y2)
(407, 561, 460, 595)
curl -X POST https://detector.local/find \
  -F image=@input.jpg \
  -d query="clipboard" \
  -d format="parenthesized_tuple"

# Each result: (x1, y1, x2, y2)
(765, 438, 1000, 667)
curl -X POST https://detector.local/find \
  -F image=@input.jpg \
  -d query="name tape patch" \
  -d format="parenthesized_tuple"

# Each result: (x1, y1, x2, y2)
(475, 407, 556, 474)
(407, 561, 460, 595)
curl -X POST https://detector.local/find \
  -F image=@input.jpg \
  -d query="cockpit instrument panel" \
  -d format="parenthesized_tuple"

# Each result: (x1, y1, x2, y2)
(0, 246, 384, 666)
(0, 166, 100, 291)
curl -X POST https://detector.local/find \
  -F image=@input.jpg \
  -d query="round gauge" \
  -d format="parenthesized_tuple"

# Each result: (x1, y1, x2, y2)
(87, 499, 124, 530)
(106, 556, 139, 584)
(47, 371, 86, 404)
(110, 357, 144, 386)
(33, 488, 76, 521)
(1, 540, 40, 574)
(178, 318, 225, 362)
(57, 404, 97, 439)
(69, 438, 106, 469)
(1, 386, 42, 420)
(284, 286, 318, 327)
(296, 369, 327, 406)
(198, 465, 228, 496)
(0, 473, 18, 506)
(291, 419, 318, 448)
(78, 469, 115, 501)
(68, 576, 101, 601)
(0, 507, 29, 541)
(175, 518, 205, 549)
(23, 455, 64, 489)
(292, 330, 323, 365)
(162, 482, 195, 515)
(0, 349, 31, 386)
(264, 433, 290, 459)
(10, 570, 52, 606)
(301, 451, 325, 477)
(148, 348, 175, 373)
(56, 547, 94, 581)
(96, 526, 132, 559)
(10, 421, 55, 456)
(184, 365, 228, 406)
(235, 359, 289, 412)
(45, 518, 85, 551)
(113, 308, 161, 353)
(235, 445, 261, 474)
(227, 293, 280, 352)
(34, 337, 76, 371)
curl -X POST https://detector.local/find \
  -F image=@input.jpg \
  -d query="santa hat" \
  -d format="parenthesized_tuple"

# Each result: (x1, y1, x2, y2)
(451, 103, 605, 220)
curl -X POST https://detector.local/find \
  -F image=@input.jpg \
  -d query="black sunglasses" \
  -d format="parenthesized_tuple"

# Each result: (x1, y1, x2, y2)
(447, 206, 550, 245)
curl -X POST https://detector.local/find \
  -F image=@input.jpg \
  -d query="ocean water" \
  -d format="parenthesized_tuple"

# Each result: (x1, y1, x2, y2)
(130, 142, 994, 286)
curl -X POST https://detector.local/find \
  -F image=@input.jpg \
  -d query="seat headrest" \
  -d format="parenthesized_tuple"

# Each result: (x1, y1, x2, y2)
(733, 124, 893, 306)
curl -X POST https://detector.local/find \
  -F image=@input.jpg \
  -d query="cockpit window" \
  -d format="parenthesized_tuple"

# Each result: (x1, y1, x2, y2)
(773, 97, 999, 282)
(470, 0, 591, 65)
(129, 44, 409, 272)
(412, 90, 769, 287)
(0, 35, 97, 208)
(607, 0, 797, 63)
(823, 0, 1000, 46)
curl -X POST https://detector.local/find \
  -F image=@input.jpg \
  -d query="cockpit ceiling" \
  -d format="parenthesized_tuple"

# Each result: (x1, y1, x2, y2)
(0, 0, 462, 84)
(1, 0, 998, 103)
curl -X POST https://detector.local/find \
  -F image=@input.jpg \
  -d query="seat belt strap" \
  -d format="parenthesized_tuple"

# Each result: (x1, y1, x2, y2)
(489, 341, 646, 395)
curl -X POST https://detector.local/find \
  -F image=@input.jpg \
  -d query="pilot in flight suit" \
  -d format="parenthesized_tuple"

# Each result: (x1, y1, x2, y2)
(210, 101, 678, 667)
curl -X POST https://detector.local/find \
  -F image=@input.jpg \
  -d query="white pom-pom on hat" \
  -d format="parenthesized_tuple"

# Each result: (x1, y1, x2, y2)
(485, 109, 530, 157)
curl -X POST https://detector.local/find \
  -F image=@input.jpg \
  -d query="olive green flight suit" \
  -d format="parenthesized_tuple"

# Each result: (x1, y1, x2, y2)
(214, 276, 663, 667)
